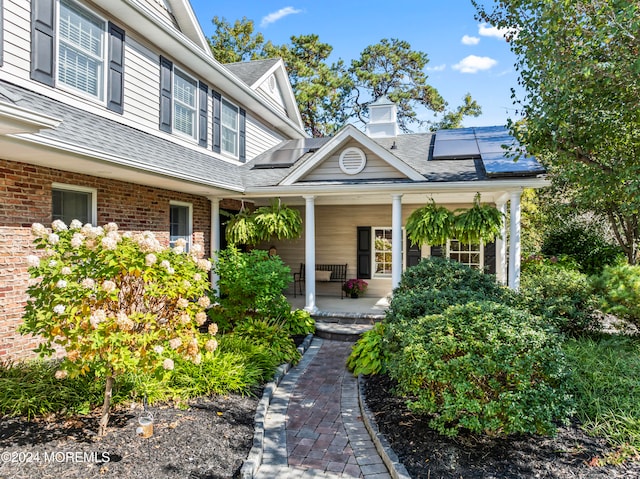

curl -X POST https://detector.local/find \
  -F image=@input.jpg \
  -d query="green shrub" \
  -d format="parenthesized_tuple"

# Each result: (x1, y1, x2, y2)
(347, 322, 389, 376)
(592, 264, 640, 327)
(210, 246, 292, 331)
(541, 223, 624, 275)
(519, 257, 599, 336)
(232, 318, 301, 365)
(283, 309, 316, 336)
(387, 301, 574, 437)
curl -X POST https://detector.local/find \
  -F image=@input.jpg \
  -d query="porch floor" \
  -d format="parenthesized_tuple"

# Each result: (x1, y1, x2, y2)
(286, 293, 390, 319)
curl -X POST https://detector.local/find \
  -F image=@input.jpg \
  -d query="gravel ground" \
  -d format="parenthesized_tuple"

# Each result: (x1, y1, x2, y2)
(0, 394, 258, 479)
(364, 373, 640, 479)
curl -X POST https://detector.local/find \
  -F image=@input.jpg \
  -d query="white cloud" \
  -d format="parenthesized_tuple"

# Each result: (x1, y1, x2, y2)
(452, 55, 498, 74)
(427, 64, 446, 72)
(461, 35, 480, 46)
(260, 7, 302, 27)
(478, 22, 511, 39)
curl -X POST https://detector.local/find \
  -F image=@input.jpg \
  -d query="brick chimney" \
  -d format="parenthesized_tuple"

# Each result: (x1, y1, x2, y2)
(365, 96, 400, 138)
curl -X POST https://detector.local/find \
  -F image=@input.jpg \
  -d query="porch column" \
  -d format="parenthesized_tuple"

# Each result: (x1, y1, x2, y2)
(508, 190, 522, 291)
(495, 200, 508, 285)
(391, 194, 403, 290)
(303, 195, 317, 313)
(209, 197, 221, 295)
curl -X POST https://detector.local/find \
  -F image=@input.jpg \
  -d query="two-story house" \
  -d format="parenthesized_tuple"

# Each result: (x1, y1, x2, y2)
(0, 0, 547, 360)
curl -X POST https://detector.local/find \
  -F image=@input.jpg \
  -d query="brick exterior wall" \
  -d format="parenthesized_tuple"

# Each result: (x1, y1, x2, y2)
(0, 158, 216, 360)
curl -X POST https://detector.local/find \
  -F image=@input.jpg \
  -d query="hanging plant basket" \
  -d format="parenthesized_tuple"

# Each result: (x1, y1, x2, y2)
(454, 193, 504, 244)
(253, 198, 302, 241)
(223, 208, 260, 246)
(405, 199, 455, 246)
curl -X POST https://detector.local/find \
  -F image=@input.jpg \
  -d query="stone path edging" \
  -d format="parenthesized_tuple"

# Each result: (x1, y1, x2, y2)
(240, 333, 314, 479)
(357, 376, 412, 479)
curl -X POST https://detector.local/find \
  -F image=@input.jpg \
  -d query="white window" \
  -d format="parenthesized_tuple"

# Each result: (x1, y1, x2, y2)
(373, 227, 405, 277)
(57, 0, 106, 99)
(170, 201, 192, 251)
(52, 183, 97, 225)
(173, 69, 198, 138)
(221, 99, 239, 157)
(447, 239, 483, 269)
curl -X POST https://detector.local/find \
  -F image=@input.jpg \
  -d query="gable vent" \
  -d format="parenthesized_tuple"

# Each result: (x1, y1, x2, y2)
(339, 147, 367, 175)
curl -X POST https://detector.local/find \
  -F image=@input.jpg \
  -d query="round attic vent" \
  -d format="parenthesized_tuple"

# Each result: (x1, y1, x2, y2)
(339, 147, 367, 175)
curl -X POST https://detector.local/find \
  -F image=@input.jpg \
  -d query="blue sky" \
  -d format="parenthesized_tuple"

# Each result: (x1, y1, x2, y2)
(189, 1, 523, 130)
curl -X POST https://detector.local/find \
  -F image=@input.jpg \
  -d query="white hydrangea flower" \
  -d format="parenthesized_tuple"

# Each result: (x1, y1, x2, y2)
(177, 298, 189, 309)
(205, 339, 218, 352)
(145, 254, 157, 266)
(26, 255, 40, 268)
(69, 219, 83, 230)
(197, 259, 212, 272)
(48, 233, 60, 245)
(198, 296, 211, 308)
(56, 279, 67, 289)
(48, 260, 57, 267)
(31, 223, 47, 237)
(162, 358, 174, 371)
(90, 310, 106, 329)
(81, 278, 96, 289)
(193, 353, 202, 365)
(102, 280, 117, 293)
(195, 312, 207, 326)
(160, 260, 171, 270)
(61, 266, 72, 275)
(175, 238, 187, 248)
(116, 312, 134, 331)
(193, 273, 202, 282)
(101, 236, 118, 250)
(169, 337, 182, 350)
(71, 233, 85, 248)
(51, 219, 68, 232)
(54, 370, 68, 380)
(208, 323, 218, 336)
(153, 345, 164, 355)
(53, 304, 65, 315)
(190, 244, 203, 256)
(104, 222, 119, 233)
(173, 245, 184, 254)
(182, 280, 191, 289)
(179, 313, 191, 325)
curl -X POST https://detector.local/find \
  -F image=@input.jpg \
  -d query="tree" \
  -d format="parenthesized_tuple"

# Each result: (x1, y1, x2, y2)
(263, 35, 353, 137)
(208, 16, 264, 64)
(429, 93, 482, 131)
(474, 0, 640, 263)
(349, 38, 446, 132)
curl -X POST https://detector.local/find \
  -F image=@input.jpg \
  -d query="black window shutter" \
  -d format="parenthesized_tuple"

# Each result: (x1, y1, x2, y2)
(430, 245, 444, 258)
(0, 0, 4, 67)
(30, 0, 55, 86)
(212, 90, 221, 153)
(484, 241, 496, 275)
(107, 22, 125, 114)
(198, 81, 208, 147)
(159, 56, 172, 132)
(357, 226, 372, 279)
(406, 237, 421, 268)
(239, 108, 246, 162)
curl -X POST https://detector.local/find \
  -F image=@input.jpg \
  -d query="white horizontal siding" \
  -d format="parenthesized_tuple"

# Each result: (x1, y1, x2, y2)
(139, 0, 177, 28)
(3, 0, 31, 78)
(122, 36, 161, 127)
(256, 80, 287, 116)
(245, 114, 284, 160)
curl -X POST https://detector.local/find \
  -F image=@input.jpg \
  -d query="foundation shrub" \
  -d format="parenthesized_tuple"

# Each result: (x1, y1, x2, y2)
(232, 318, 301, 365)
(347, 322, 390, 376)
(541, 223, 624, 275)
(387, 301, 574, 437)
(519, 256, 599, 336)
(283, 309, 316, 336)
(210, 246, 292, 331)
(591, 264, 640, 327)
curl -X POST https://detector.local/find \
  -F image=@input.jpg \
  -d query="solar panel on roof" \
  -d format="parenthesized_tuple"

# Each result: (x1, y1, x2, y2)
(481, 152, 546, 177)
(477, 136, 516, 155)
(432, 139, 480, 159)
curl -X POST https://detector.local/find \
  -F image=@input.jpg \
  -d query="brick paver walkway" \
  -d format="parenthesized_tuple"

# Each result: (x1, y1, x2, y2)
(255, 338, 391, 479)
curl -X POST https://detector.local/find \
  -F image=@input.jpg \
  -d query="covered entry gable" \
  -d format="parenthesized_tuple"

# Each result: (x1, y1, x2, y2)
(280, 125, 424, 185)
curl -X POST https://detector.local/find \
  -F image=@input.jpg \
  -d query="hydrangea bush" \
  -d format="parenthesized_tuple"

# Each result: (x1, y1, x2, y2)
(21, 220, 218, 436)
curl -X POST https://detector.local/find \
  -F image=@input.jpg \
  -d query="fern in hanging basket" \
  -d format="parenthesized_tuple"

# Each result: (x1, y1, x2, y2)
(224, 209, 260, 246)
(253, 199, 303, 241)
(454, 193, 504, 244)
(405, 200, 455, 246)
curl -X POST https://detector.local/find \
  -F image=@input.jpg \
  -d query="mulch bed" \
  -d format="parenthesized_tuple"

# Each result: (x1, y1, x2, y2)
(0, 394, 258, 479)
(364, 373, 640, 479)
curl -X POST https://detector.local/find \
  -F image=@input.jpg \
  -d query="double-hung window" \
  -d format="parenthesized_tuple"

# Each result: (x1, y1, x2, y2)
(221, 99, 239, 157)
(447, 239, 483, 269)
(52, 183, 96, 225)
(170, 201, 192, 251)
(58, 0, 106, 100)
(173, 69, 198, 138)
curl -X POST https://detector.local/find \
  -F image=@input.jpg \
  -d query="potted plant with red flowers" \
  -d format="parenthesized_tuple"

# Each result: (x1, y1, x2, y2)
(343, 278, 368, 298)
